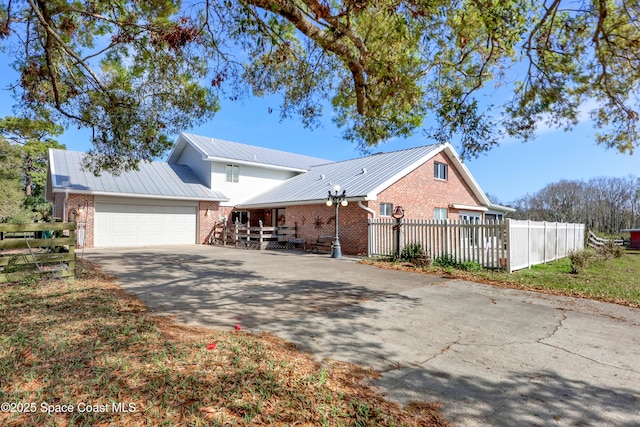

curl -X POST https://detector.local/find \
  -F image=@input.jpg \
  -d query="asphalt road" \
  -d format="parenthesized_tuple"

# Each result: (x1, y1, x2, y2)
(85, 245, 640, 426)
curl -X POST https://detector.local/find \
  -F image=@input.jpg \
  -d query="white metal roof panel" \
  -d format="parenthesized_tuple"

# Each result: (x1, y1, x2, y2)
(49, 149, 228, 201)
(238, 144, 444, 207)
(177, 133, 331, 170)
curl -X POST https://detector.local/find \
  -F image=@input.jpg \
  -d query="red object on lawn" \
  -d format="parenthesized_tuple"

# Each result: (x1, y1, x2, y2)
(235, 323, 242, 331)
(207, 343, 217, 350)
(621, 229, 640, 249)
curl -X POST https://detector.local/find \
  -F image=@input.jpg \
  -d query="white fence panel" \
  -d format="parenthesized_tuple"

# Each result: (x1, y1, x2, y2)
(506, 219, 585, 272)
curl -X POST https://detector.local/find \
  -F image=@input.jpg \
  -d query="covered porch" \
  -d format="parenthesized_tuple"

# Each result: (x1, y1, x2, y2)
(211, 207, 303, 250)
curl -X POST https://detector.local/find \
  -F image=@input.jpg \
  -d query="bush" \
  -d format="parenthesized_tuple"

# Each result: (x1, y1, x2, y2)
(568, 248, 597, 274)
(433, 254, 458, 268)
(458, 261, 483, 272)
(6, 209, 37, 224)
(399, 243, 423, 261)
(597, 241, 625, 260)
(432, 255, 484, 271)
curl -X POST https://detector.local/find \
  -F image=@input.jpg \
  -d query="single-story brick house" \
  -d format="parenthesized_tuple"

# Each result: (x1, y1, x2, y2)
(46, 132, 513, 253)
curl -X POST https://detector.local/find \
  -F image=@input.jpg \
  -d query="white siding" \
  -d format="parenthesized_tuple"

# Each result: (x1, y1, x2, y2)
(175, 144, 212, 188)
(211, 162, 297, 206)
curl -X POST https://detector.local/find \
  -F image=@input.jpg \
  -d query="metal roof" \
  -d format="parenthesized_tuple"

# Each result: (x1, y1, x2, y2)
(48, 149, 228, 201)
(169, 133, 332, 171)
(237, 143, 451, 207)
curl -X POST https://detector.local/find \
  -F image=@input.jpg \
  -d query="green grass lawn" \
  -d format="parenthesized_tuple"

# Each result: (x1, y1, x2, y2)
(365, 251, 640, 308)
(470, 252, 640, 307)
(0, 261, 447, 427)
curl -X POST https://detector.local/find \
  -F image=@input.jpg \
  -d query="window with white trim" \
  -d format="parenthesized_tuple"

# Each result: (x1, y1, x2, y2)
(459, 212, 481, 223)
(380, 203, 393, 217)
(226, 164, 239, 183)
(434, 208, 448, 221)
(434, 161, 448, 180)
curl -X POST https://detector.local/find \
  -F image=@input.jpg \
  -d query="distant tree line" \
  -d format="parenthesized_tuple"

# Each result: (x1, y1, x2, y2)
(510, 176, 640, 235)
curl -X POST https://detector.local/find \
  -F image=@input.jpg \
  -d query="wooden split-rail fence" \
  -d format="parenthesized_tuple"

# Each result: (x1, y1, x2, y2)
(586, 230, 625, 249)
(0, 222, 76, 283)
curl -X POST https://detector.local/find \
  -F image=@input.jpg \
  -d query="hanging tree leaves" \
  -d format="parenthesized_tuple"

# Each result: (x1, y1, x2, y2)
(0, 0, 638, 173)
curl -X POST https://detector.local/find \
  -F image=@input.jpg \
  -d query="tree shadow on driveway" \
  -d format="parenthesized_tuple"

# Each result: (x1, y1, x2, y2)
(84, 251, 420, 331)
(85, 247, 640, 427)
(378, 365, 640, 426)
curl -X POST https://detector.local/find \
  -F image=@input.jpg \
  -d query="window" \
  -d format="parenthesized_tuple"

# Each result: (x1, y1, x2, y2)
(380, 203, 393, 217)
(231, 211, 249, 225)
(276, 208, 286, 226)
(459, 213, 481, 223)
(434, 162, 448, 180)
(226, 164, 239, 183)
(434, 208, 448, 221)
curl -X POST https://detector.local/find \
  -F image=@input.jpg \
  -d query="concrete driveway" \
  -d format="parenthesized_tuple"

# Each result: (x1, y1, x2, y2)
(84, 245, 640, 426)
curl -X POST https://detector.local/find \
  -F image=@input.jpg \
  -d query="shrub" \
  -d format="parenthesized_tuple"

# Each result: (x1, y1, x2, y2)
(568, 248, 597, 274)
(6, 209, 36, 224)
(399, 243, 423, 261)
(458, 261, 483, 272)
(433, 254, 458, 268)
(597, 241, 625, 260)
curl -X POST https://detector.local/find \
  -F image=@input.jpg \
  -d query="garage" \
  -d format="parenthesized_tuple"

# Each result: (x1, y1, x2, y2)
(94, 197, 197, 247)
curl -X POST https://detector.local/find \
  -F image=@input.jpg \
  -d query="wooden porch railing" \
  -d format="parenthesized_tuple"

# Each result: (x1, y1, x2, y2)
(210, 221, 298, 250)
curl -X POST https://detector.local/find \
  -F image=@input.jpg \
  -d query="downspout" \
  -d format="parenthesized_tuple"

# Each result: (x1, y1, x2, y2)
(62, 191, 69, 222)
(358, 200, 376, 219)
(358, 201, 376, 257)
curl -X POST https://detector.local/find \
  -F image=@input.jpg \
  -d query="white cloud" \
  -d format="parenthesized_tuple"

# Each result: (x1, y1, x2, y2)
(533, 98, 599, 135)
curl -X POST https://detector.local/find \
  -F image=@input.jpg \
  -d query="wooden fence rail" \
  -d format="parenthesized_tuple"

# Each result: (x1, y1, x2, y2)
(0, 222, 76, 283)
(586, 230, 624, 249)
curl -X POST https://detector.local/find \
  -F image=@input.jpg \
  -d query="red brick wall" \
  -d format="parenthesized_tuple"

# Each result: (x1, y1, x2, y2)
(54, 194, 232, 247)
(198, 201, 230, 244)
(66, 193, 95, 248)
(285, 203, 369, 255)
(370, 151, 484, 220)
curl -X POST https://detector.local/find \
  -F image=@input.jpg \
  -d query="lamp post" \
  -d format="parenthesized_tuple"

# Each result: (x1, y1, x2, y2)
(326, 185, 348, 258)
(392, 206, 405, 256)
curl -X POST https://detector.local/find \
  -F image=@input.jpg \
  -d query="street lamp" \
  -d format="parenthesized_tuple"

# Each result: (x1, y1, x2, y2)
(392, 206, 405, 256)
(326, 184, 348, 258)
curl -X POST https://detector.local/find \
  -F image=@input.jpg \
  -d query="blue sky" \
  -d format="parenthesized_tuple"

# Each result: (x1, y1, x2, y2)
(1, 56, 637, 205)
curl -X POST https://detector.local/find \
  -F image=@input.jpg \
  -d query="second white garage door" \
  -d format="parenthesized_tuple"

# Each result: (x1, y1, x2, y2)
(94, 199, 197, 247)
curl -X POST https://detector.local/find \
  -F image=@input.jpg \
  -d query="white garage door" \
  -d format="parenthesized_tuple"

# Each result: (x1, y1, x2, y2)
(94, 199, 197, 247)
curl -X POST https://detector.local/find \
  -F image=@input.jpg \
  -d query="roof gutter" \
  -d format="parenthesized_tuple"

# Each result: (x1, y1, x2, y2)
(237, 196, 367, 210)
(488, 203, 516, 213)
(51, 188, 229, 203)
(449, 203, 488, 212)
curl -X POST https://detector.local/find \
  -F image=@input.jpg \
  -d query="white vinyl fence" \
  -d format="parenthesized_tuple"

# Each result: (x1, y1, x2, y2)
(507, 220, 585, 271)
(368, 218, 585, 272)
